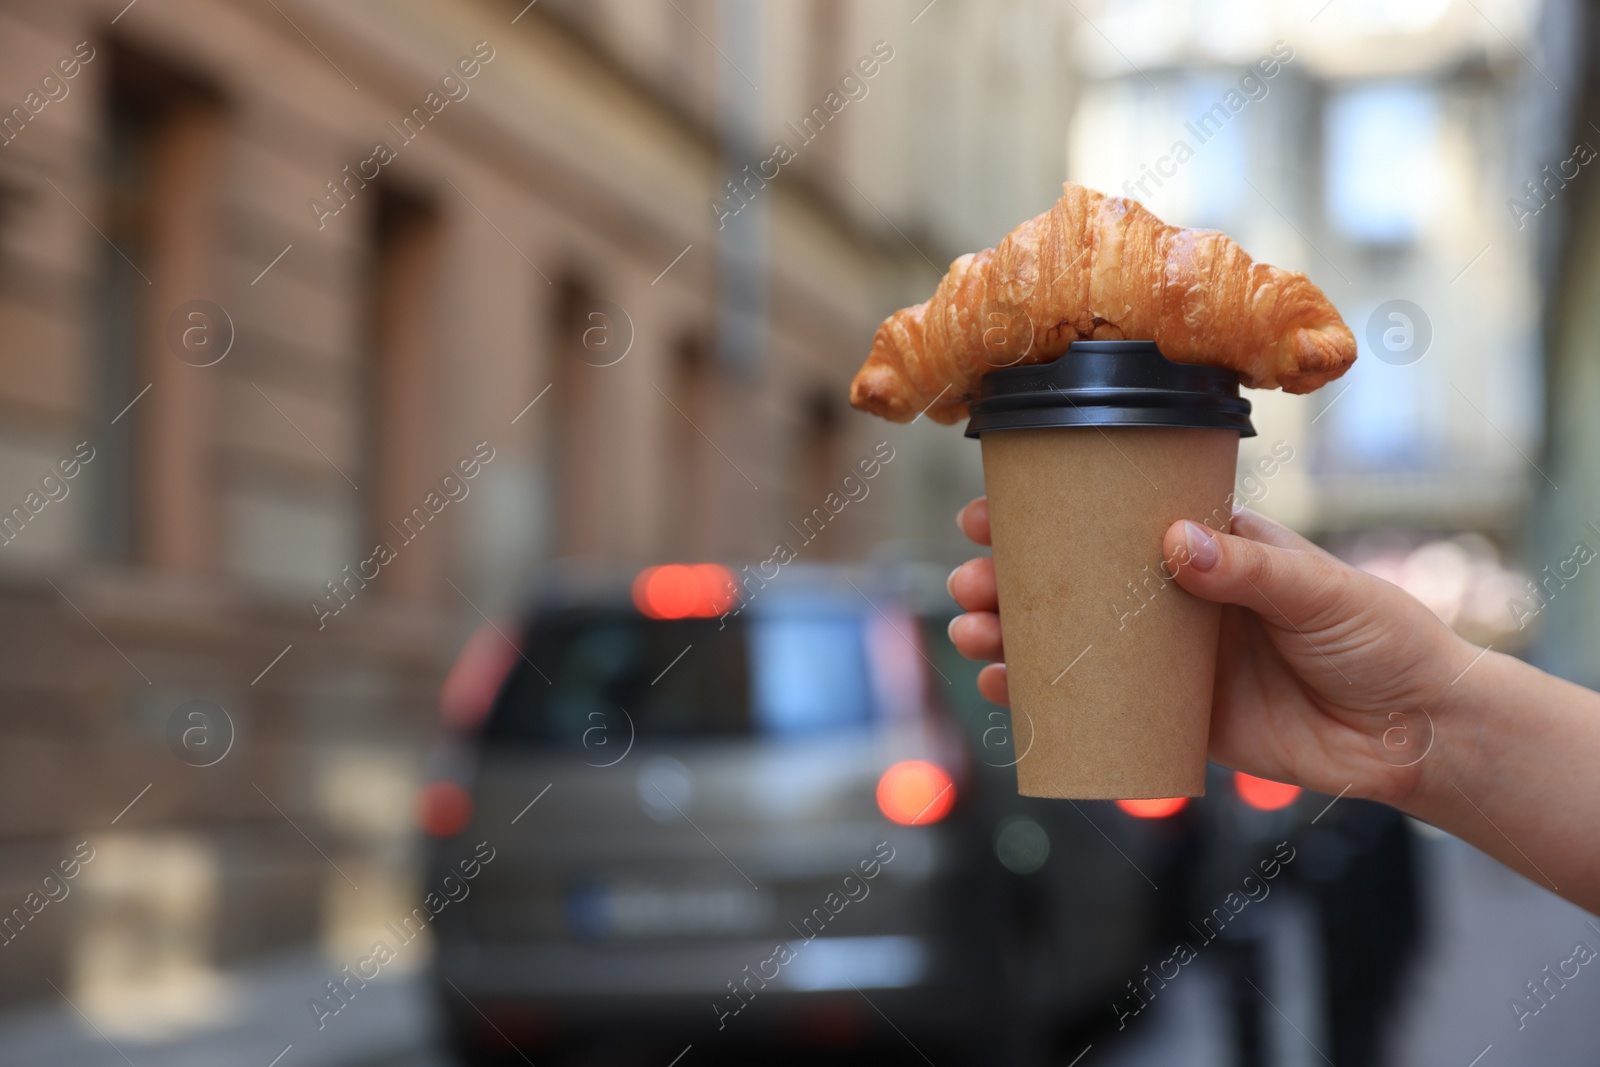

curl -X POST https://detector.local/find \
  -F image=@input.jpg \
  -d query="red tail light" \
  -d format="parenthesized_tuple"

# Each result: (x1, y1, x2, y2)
(876, 760, 955, 825)
(418, 781, 473, 837)
(633, 564, 737, 619)
(1117, 797, 1189, 819)
(1234, 772, 1301, 811)
(439, 622, 522, 730)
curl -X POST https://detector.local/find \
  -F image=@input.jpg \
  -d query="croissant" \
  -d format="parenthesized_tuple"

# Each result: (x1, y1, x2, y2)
(850, 181, 1356, 424)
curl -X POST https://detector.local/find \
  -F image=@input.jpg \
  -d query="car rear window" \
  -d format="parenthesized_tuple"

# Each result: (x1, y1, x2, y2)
(484, 607, 876, 744)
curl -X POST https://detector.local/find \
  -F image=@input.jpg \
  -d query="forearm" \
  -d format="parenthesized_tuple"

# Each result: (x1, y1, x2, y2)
(1408, 647, 1600, 913)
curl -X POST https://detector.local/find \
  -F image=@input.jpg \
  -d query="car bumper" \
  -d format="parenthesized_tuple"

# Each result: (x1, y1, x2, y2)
(437, 932, 963, 998)
(435, 933, 994, 1049)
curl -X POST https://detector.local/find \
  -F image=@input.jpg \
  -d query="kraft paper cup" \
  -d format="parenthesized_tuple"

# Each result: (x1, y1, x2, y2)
(964, 341, 1255, 800)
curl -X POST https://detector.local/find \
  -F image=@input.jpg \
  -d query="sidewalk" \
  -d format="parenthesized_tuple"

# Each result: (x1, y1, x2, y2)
(1094, 828, 1600, 1067)
(0, 952, 447, 1067)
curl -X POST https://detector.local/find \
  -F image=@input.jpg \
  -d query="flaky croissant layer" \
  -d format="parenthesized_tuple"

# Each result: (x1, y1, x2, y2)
(850, 182, 1357, 424)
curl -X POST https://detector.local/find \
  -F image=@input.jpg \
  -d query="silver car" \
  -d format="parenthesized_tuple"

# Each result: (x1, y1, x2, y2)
(423, 563, 1166, 1065)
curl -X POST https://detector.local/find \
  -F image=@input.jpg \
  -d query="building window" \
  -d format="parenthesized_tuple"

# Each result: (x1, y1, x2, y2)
(546, 274, 605, 557)
(1316, 328, 1428, 472)
(94, 43, 224, 568)
(795, 388, 839, 556)
(806, 0, 846, 166)
(1323, 82, 1438, 246)
(363, 185, 440, 598)
(96, 82, 147, 562)
(664, 332, 710, 557)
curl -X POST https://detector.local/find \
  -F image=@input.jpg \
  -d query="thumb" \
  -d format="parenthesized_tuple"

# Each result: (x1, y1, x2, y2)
(1161, 518, 1350, 632)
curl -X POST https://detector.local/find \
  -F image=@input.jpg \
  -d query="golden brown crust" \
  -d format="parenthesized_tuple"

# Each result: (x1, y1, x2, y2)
(849, 182, 1357, 424)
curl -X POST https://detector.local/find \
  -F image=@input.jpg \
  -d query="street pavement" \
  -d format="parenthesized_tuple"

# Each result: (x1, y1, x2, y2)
(1098, 826, 1600, 1067)
(0, 828, 1594, 1066)
(0, 951, 449, 1067)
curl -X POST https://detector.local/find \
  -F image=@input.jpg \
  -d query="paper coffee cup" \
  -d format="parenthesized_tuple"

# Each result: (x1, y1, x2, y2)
(964, 342, 1254, 800)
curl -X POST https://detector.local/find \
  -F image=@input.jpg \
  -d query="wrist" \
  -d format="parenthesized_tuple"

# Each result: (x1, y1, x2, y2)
(1403, 638, 1504, 825)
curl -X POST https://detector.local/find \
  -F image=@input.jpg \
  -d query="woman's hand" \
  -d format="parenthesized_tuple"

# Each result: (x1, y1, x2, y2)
(947, 497, 1480, 807)
(948, 496, 1600, 909)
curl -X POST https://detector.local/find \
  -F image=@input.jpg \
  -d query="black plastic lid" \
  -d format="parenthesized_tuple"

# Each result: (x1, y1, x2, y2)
(963, 340, 1255, 439)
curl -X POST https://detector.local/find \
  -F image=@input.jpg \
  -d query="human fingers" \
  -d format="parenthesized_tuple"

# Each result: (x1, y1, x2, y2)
(1161, 518, 1351, 632)
(946, 557, 998, 613)
(1229, 506, 1328, 557)
(949, 611, 1003, 662)
(957, 497, 991, 547)
(977, 663, 1009, 706)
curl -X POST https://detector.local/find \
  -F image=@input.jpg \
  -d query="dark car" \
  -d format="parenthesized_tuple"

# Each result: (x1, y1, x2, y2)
(421, 562, 1174, 1065)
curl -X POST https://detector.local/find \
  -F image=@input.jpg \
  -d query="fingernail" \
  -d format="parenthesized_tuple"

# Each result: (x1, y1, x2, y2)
(954, 507, 965, 531)
(1183, 521, 1220, 570)
(945, 565, 961, 598)
(947, 615, 961, 643)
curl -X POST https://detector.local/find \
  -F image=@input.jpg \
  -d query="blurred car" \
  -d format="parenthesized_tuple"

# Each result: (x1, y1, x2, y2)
(420, 562, 1178, 1065)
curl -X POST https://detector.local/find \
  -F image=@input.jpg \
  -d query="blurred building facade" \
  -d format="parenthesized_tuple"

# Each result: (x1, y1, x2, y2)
(1068, 0, 1553, 537)
(0, 0, 1021, 1021)
(1064, 0, 1569, 655)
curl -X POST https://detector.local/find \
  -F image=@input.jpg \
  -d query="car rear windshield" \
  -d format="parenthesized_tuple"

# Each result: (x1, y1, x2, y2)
(484, 607, 877, 744)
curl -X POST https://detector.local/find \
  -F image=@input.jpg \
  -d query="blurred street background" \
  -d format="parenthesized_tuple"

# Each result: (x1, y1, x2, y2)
(0, 0, 1598, 1064)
